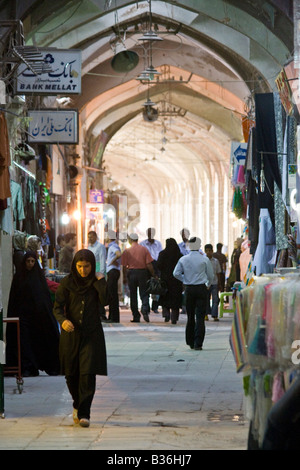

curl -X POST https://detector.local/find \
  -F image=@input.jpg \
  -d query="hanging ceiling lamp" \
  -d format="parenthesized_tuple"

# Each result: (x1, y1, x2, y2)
(136, 71, 151, 81)
(138, 0, 163, 42)
(142, 92, 158, 122)
(143, 98, 156, 107)
(111, 42, 139, 72)
(144, 64, 161, 76)
(138, 30, 163, 41)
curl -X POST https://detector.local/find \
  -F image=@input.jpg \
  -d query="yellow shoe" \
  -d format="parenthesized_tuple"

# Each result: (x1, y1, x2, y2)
(73, 408, 79, 425)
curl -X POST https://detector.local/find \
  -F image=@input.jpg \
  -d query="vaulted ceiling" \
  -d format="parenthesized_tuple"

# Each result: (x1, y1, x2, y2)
(0, 0, 294, 244)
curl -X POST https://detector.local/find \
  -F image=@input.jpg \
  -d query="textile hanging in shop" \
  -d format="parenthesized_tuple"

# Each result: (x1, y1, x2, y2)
(245, 128, 260, 254)
(252, 209, 276, 276)
(242, 116, 255, 142)
(46, 154, 52, 190)
(0, 112, 11, 201)
(234, 275, 300, 448)
(273, 92, 289, 251)
(255, 93, 282, 227)
(10, 181, 25, 230)
(229, 291, 249, 373)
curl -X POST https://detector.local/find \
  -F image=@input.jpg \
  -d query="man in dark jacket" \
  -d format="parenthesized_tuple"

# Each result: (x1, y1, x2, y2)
(58, 232, 76, 273)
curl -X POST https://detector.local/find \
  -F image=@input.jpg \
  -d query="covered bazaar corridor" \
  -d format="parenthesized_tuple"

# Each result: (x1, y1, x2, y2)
(1, 0, 300, 453)
(0, 0, 294, 250)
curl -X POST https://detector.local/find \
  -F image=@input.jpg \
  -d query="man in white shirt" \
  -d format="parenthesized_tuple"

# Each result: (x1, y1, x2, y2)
(106, 231, 122, 322)
(178, 228, 190, 256)
(173, 237, 214, 350)
(140, 228, 163, 261)
(88, 230, 107, 320)
(87, 231, 106, 278)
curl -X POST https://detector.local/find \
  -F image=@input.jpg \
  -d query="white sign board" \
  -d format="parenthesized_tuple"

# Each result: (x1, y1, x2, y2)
(15, 48, 81, 95)
(28, 109, 78, 144)
(231, 141, 247, 165)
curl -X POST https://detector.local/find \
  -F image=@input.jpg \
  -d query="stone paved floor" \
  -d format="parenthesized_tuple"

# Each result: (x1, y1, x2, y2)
(0, 309, 248, 451)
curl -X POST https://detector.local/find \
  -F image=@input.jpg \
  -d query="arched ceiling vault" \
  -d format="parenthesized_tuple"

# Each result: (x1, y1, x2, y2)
(0, 0, 294, 239)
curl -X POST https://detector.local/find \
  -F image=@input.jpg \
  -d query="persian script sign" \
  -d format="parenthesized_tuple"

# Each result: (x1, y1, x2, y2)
(28, 109, 78, 144)
(15, 49, 81, 95)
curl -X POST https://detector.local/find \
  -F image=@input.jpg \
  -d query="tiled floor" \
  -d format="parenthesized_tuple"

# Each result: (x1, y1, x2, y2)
(0, 309, 248, 450)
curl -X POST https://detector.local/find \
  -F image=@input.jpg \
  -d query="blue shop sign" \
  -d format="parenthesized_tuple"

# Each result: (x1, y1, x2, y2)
(89, 190, 104, 203)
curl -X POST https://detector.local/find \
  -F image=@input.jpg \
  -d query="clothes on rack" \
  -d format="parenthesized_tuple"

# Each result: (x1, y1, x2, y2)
(11, 181, 25, 230)
(235, 93, 297, 267)
(230, 274, 300, 448)
(0, 112, 11, 201)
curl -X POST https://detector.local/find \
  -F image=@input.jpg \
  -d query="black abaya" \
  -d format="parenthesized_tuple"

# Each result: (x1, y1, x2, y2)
(6, 251, 60, 376)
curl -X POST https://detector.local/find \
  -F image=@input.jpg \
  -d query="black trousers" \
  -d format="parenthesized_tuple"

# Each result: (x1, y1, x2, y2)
(107, 269, 120, 322)
(66, 373, 96, 420)
(127, 269, 150, 319)
(185, 284, 208, 349)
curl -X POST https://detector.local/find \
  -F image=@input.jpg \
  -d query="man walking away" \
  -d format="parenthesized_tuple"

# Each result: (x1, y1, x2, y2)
(173, 237, 214, 350)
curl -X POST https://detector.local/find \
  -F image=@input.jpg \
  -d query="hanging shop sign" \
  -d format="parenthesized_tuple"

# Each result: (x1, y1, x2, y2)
(288, 164, 297, 189)
(231, 141, 247, 165)
(15, 48, 81, 95)
(27, 109, 78, 144)
(90, 131, 108, 169)
(275, 68, 294, 116)
(89, 189, 104, 203)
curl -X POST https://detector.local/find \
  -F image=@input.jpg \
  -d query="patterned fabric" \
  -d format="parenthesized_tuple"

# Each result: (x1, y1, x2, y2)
(273, 92, 289, 251)
(229, 291, 249, 373)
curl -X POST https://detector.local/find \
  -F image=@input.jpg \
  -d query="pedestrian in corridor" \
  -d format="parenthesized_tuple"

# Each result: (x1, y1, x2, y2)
(58, 232, 77, 273)
(121, 233, 155, 322)
(88, 230, 108, 321)
(106, 230, 122, 322)
(204, 243, 221, 321)
(173, 237, 214, 350)
(157, 238, 183, 324)
(53, 249, 107, 427)
(140, 227, 163, 313)
(6, 250, 60, 376)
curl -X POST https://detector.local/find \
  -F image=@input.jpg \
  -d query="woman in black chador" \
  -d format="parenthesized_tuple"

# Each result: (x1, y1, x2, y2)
(53, 249, 107, 428)
(157, 238, 183, 324)
(6, 251, 60, 376)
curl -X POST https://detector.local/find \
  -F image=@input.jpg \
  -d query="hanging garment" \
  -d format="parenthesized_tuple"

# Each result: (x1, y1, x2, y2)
(0, 112, 11, 200)
(10, 181, 25, 229)
(273, 92, 289, 251)
(255, 93, 282, 228)
(245, 128, 260, 254)
(229, 289, 250, 373)
(252, 208, 277, 275)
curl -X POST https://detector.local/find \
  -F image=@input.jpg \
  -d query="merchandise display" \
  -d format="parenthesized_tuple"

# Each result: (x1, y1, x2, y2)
(231, 273, 300, 448)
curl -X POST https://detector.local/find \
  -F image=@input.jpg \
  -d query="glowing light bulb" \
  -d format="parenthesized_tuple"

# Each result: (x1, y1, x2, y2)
(73, 210, 81, 220)
(61, 212, 70, 224)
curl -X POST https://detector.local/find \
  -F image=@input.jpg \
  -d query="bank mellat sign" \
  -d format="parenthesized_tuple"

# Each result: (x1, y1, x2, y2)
(15, 48, 81, 94)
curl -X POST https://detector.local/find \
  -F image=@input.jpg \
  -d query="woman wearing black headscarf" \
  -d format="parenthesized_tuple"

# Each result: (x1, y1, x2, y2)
(6, 251, 60, 376)
(53, 249, 107, 428)
(157, 238, 183, 324)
